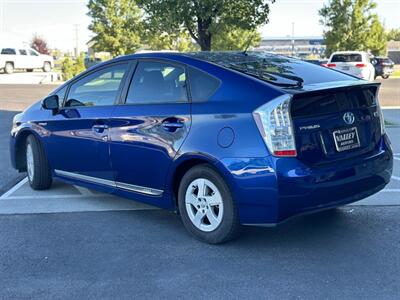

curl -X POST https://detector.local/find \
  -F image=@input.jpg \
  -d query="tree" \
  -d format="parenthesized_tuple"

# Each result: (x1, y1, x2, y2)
(319, 0, 386, 56)
(87, 0, 144, 56)
(387, 28, 400, 41)
(61, 53, 86, 81)
(30, 34, 50, 55)
(144, 27, 198, 51)
(367, 15, 386, 55)
(212, 27, 261, 51)
(139, 0, 274, 51)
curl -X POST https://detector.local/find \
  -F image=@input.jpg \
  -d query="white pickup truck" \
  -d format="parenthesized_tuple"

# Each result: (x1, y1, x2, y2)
(0, 47, 54, 74)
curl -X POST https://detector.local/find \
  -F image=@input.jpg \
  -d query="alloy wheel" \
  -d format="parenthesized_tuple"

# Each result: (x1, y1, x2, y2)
(26, 143, 34, 181)
(185, 178, 224, 232)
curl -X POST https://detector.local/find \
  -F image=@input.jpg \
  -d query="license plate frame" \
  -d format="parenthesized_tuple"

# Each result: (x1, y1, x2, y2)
(332, 127, 360, 152)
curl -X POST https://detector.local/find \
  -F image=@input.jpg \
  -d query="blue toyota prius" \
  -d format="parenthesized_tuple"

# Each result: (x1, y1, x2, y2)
(10, 51, 393, 243)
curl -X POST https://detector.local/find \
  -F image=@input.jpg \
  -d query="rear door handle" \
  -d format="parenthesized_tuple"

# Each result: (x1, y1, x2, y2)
(162, 118, 184, 132)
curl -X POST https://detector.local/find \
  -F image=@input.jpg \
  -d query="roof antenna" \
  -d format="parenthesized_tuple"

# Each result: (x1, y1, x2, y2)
(242, 31, 258, 56)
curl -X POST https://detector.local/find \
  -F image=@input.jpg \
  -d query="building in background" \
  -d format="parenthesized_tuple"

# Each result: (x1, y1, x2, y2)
(257, 36, 326, 58)
(387, 40, 400, 64)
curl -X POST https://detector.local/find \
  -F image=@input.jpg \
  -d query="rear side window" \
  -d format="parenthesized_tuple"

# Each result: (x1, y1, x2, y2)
(1, 48, 16, 55)
(65, 63, 128, 107)
(19, 49, 27, 55)
(188, 67, 220, 102)
(331, 54, 362, 62)
(126, 61, 188, 104)
(29, 49, 39, 56)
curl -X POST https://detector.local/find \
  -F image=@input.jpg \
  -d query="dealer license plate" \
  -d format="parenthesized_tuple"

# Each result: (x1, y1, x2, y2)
(333, 127, 360, 152)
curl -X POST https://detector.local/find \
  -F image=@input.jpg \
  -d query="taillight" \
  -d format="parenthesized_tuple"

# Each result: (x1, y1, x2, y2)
(376, 98, 386, 136)
(326, 63, 336, 67)
(253, 94, 297, 157)
(355, 63, 366, 68)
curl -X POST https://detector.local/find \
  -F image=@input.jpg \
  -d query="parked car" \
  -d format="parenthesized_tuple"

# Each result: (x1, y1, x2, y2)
(10, 52, 393, 243)
(372, 57, 394, 79)
(325, 51, 375, 81)
(0, 46, 54, 74)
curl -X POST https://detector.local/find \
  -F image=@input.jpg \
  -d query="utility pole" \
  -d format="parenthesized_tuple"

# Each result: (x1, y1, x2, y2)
(0, 0, 4, 33)
(291, 22, 295, 56)
(74, 24, 79, 57)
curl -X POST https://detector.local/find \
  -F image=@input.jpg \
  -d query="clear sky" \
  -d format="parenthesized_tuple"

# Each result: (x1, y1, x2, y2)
(0, 0, 399, 52)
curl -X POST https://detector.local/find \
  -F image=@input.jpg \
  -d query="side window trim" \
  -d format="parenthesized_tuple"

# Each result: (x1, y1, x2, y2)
(61, 61, 133, 109)
(120, 58, 191, 105)
(117, 60, 138, 105)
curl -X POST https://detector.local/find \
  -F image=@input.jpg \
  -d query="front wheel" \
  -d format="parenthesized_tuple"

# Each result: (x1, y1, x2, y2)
(26, 135, 52, 190)
(178, 164, 241, 244)
(382, 74, 389, 79)
(4, 62, 14, 74)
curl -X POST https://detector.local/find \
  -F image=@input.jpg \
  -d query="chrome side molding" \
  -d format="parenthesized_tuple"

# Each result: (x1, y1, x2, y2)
(54, 169, 163, 196)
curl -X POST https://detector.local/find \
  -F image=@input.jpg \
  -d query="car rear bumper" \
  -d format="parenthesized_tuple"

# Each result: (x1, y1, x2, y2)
(220, 134, 393, 225)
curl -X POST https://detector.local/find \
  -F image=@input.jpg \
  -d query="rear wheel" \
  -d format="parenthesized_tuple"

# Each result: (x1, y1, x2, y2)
(26, 135, 52, 190)
(178, 164, 241, 244)
(5, 62, 14, 74)
(43, 62, 51, 72)
(27, 69, 34, 72)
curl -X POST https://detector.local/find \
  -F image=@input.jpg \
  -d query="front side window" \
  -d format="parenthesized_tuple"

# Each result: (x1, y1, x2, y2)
(19, 49, 27, 55)
(1, 48, 16, 55)
(65, 64, 128, 107)
(54, 85, 68, 107)
(126, 61, 188, 104)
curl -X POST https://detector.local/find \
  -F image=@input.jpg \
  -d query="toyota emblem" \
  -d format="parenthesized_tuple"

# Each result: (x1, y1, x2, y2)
(343, 112, 355, 125)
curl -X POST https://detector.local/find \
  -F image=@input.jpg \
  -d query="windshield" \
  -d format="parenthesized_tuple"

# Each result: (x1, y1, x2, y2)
(185, 51, 355, 87)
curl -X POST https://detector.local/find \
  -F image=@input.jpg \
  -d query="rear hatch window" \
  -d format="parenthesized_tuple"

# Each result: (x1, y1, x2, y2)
(290, 84, 381, 166)
(331, 54, 362, 63)
(184, 51, 355, 87)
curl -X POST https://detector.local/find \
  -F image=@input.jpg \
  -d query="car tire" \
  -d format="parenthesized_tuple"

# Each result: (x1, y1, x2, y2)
(43, 62, 51, 72)
(26, 135, 52, 190)
(5, 62, 14, 74)
(27, 69, 34, 72)
(178, 164, 241, 244)
(382, 75, 389, 79)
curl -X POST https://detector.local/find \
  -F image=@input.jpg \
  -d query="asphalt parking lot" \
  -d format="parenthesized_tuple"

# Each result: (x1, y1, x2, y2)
(0, 80, 399, 299)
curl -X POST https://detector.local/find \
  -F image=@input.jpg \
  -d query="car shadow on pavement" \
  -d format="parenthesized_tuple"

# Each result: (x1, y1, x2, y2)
(0, 110, 25, 195)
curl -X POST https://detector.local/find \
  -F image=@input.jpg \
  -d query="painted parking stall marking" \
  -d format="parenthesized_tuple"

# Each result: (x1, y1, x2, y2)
(0, 178, 157, 215)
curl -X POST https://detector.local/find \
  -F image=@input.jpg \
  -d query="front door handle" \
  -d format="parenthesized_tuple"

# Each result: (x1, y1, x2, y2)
(92, 124, 109, 134)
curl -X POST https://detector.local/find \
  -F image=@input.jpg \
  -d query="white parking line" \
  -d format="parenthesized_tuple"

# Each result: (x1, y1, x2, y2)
(391, 176, 400, 181)
(0, 194, 108, 201)
(0, 177, 28, 199)
(383, 189, 400, 192)
(394, 157, 400, 161)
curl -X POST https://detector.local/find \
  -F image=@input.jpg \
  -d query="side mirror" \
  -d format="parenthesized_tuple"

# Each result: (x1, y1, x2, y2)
(42, 95, 59, 113)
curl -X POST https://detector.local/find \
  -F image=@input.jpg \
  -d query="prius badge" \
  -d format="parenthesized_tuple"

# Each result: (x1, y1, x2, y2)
(343, 112, 355, 125)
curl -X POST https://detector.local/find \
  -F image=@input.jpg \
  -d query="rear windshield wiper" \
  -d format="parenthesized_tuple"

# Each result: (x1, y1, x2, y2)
(227, 64, 303, 88)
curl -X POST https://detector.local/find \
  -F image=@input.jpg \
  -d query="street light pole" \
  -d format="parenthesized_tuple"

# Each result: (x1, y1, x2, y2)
(291, 22, 295, 56)
(74, 24, 79, 58)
